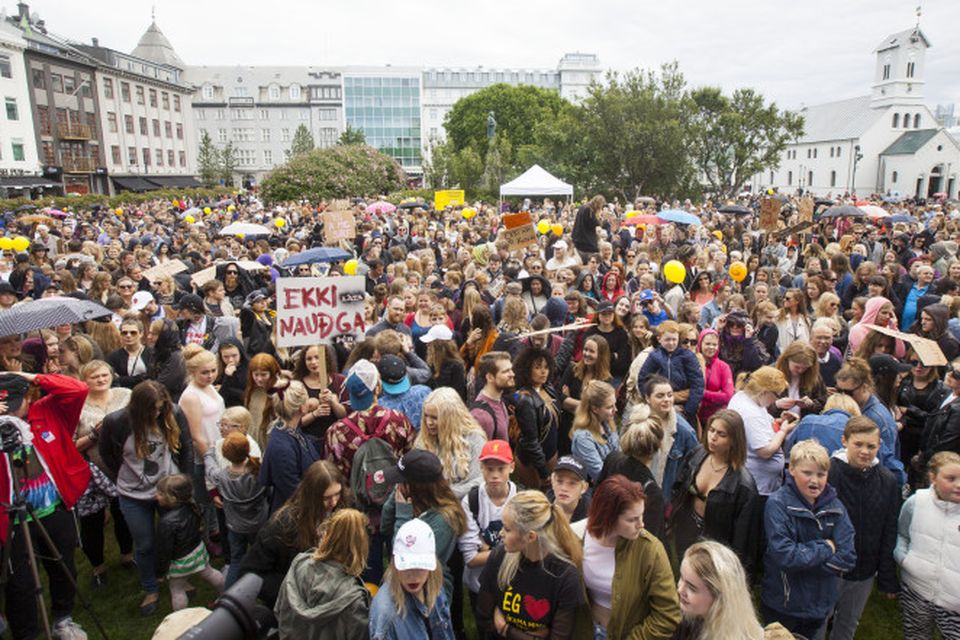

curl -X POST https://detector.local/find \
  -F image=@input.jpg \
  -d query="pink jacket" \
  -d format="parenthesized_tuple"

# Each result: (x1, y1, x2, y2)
(698, 329, 734, 425)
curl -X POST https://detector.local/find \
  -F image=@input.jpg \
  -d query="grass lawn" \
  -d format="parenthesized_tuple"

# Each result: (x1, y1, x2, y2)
(54, 532, 906, 640)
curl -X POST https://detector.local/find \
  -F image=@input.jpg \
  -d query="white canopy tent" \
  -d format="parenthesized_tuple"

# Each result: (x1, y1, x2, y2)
(499, 164, 573, 198)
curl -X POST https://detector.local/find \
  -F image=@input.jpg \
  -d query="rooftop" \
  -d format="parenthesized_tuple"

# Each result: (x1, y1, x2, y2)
(880, 129, 939, 155)
(131, 21, 184, 69)
(874, 27, 930, 53)
(797, 95, 880, 143)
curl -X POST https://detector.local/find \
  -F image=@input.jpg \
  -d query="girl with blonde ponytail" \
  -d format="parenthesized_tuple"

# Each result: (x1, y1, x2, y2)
(476, 490, 584, 639)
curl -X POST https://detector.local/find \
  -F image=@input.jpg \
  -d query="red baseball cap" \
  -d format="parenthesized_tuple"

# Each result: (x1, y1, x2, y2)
(479, 440, 513, 464)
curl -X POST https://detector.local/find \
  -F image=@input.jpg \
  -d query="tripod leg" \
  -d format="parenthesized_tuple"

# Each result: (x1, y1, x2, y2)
(24, 505, 110, 640)
(15, 515, 55, 640)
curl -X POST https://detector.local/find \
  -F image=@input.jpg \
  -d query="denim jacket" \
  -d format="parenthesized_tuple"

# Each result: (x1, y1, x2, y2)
(369, 583, 455, 640)
(662, 413, 699, 498)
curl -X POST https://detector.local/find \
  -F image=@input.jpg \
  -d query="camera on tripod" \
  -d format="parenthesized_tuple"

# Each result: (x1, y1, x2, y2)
(0, 418, 23, 454)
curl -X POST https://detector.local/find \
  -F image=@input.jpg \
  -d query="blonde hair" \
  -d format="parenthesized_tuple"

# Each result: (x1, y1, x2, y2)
(313, 508, 369, 577)
(386, 560, 444, 618)
(823, 393, 861, 415)
(682, 541, 764, 640)
(221, 406, 253, 434)
(182, 344, 217, 375)
(736, 366, 788, 394)
(789, 439, 830, 470)
(497, 491, 583, 591)
(277, 380, 310, 421)
(620, 408, 664, 461)
(571, 380, 615, 444)
(929, 451, 960, 477)
(415, 388, 486, 482)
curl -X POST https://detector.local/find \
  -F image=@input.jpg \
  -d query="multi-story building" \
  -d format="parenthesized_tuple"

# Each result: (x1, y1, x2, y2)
(343, 67, 421, 174)
(0, 19, 47, 197)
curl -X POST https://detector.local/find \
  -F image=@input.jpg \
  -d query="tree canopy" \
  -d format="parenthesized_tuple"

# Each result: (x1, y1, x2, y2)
(288, 124, 315, 157)
(338, 125, 366, 146)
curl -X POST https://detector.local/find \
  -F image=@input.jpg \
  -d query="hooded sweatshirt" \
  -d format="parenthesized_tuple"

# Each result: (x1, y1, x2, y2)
(216, 337, 249, 408)
(846, 297, 905, 358)
(203, 449, 269, 535)
(274, 553, 371, 640)
(914, 302, 960, 362)
(697, 328, 734, 425)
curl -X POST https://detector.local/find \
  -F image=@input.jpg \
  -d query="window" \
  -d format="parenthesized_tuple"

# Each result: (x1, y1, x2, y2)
(31, 68, 45, 89)
(830, 147, 834, 158)
(124, 115, 134, 134)
(318, 108, 336, 121)
(907, 62, 915, 78)
(102, 78, 114, 99)
(217, 128, 227, 143)
(231, 128, 254, 142)
(139, 117, 147, 135)
(0, 55, 9, 79)
(893, 113, 900, 127)
(135, 85, 145, 105)
(11, 142, 23, 162)
(788, 171, 793, 185)
(902, 112, 909, 127)
(167, 149, 174, 166)
(176, 123, 183, 139)
(111, 145, 121, 164)
(892, 171, 899, 183)
(914, 114, 921, 128)
(128, 147, 137, 164)
(290, 85, 301, 99)
(142, 148, 151, 166)
(121, 82, 130, 102)
(51, 73, 64, 93)
(174, 95, 181, 112)
(196, 109, 205, 120)
(149, 88, 157, 107)
(830, 170, 837, 187)
(179, 151, 186, 167)
(202, 85, 214, 100)
(261, 128, 271, 142)
(279, 110, 288, 120)
(268, 85, 280, 100)
(259, 109, 269, 120)
(164, 121, 172, 138)
(281, 128, 290, 142)
(162, 92, 170, 110)
(813, 148, 817, 159)
(215, 109, 225, 120)
(882, 63, 891, 80)
(63, 75, 75, 94)
(808, 171, 813, 186)
(5, 98, 17, 121)
(264, 149, 273, 165)
(155, 149, 163, 166)
(233, 87, 248, 98)
(299, 109, 308, 121)
(836, 146, 841, 157)
(107, 112, 118, 132)
(152, 119, 160, 136)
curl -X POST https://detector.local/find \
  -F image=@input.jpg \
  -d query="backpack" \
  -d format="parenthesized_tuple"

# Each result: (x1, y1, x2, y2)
(340, 413, 395, 511)
(470, 398, 520, 444)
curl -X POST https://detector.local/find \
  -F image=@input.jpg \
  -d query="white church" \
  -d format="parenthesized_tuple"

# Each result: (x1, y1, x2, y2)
(750, 26, 960, 200)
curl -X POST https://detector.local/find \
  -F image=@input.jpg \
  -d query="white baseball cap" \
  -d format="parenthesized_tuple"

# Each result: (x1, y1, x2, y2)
(553, 240, 568, 250)
(131, 291, 155, 311)
(393, 519, 437, 571)
(419, 324, 453, 343)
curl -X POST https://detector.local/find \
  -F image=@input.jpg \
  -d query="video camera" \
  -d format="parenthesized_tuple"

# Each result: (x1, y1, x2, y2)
(177, 574, 276, 640)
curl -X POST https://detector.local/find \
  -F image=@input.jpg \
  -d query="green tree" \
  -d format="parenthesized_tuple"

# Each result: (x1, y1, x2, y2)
(447, 146, 484, 194)
(338, 125, 366, 146)
(219, 142, 238, 186)
(422, 139, 452, 188)
(288, 124, 315, 157)
(260, 144, 405, 203)
(482, 134, 512, 194)
(688, 86, 804, 198)
(197, 131, 219, 187)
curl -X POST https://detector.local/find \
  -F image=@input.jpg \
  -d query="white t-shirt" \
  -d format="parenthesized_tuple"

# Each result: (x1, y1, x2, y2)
(458, 482, 518, 593)
(582, 532, 615, 610)
(728, 390, 784, 496)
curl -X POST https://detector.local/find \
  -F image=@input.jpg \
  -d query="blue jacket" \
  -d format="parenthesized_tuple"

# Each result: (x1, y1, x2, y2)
(786, 409, 851, 459)
(369, 580, 455, 640)
(259, 425, 321, 514)
(762, 476, 857, 620)
(637, 347, 705, 417)
(571, 421, 620, 482)
(860, 395, 907, 485)
(662, 413, 699, 500)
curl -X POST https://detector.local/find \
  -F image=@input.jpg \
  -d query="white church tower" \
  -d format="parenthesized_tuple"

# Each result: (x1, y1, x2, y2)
(871, 25, 930, 108)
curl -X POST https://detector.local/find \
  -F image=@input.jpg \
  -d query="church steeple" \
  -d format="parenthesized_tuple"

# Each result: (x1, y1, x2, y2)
(131, 18, 185, 69)
(871, 26, 930, 109)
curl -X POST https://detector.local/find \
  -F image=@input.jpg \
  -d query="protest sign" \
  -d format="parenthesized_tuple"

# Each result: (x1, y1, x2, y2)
(323, 210, 355, 244)
(435, 190, 465, 210)
(276, 276, 367, 348)
(143, 259, 187, 281)
(863, 324, 947, 366)
(190, 260, 266, 288)
(759, 198, 781, 231)
(799, 197, 815, 223)
(501, 212, 538, 252)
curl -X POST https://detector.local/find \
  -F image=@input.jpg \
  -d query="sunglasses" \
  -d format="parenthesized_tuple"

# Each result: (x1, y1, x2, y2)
(120, 330, 139, 336)
(225, 270, 238, 275)
(681, 339, 696, 346)
(727, 319, 746, 327)
(119, 284, 134, 289)
(951, 369, 960, 379)
(908, 360, 926, 368)
(836, 383, 862, 396)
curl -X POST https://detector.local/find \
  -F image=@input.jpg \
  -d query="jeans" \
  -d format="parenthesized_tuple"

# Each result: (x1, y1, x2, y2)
(191, 459, 217, 536)
(362, 530, 386, 586)
(5, 507, 78, 640)
(225, 530, 255, 589)
(119, 495, 160, 594)
(826, 576, 874, 640)
(79, 498, 133, 568)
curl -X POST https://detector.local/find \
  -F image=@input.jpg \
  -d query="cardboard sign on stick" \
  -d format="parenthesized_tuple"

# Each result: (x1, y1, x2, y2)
(862, 324, 946, 366)
(759, 198, 782, 231)
(143, 260, 187, 281)
(501, 212, 538, 252)
(276, 276, 367, 348)
(799, 197, 815, 223)
(323, 210, 355, 244)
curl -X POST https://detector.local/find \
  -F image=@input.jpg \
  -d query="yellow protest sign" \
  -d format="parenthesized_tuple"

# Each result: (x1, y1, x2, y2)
(434, 190, 465, 210)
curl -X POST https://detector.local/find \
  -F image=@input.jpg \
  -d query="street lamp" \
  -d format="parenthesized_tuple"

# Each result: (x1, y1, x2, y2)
(851, 144, 863, 196)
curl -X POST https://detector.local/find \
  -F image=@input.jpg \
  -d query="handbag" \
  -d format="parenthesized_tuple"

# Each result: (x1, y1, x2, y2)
(75, 460, 119, 517)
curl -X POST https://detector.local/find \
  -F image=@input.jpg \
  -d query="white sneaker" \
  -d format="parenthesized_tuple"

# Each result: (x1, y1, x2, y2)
(53, 617, 87, 640)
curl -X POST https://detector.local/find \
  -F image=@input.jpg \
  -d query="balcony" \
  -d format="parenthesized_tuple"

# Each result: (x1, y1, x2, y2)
(58, 123, 93, 140)
(62, 156, 96, 173)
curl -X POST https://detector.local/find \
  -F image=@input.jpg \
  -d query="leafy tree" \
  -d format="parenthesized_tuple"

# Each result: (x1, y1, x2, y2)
(197, 131, 219, 187)
(338, 125, 366, 146)
(482, 134, 512, 194)
(422, 139, 452, 188)
(447, 146, 484, 194)
(288, 124, 315, 157)
(260, 144, 405, 203)
(219, 142, 238, 186)
(688, 87, 804, 198)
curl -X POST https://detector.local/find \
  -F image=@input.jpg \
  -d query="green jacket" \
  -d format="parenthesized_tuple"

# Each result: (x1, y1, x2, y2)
(274, 553, 371, 640)
(571, 520, 680, 640)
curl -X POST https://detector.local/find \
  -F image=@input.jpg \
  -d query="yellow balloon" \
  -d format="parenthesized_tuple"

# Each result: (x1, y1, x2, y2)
(625, 210, 640, 219)
(461, 208, 476, 220)
(712, 230, 723, 241)
(663, 260, 686, 284)
(728, 261, 747, 282)
(184, 215, 195, 224)
(344, 259, 358, 276)
(236, 233, 245, 240)
(12, 237, 29, 252)
(203, 207, 212, 215)
(115, 207, 123, 216)
(171, 200, 179, 208)
(0, 237, 12, 250)
(275, 218, 286, 228)
(536, 220, 550, 234)
(227, 204, 236, 212)
(551, 224, 563, 237)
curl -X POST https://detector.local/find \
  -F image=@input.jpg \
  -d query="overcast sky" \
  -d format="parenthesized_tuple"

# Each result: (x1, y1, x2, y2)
(25, 0, 960, 112)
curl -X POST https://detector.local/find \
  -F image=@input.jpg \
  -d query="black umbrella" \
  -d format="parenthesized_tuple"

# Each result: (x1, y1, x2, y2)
(814, 198, 835, 207)
(717, 204, 752, 215)
(397, 201, 424, 210)
(0, 297, 111, 337)
(819, 205, 864, 219)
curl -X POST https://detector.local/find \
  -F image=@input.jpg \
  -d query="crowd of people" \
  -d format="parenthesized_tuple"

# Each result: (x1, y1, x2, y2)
(0, 190, 958, 640)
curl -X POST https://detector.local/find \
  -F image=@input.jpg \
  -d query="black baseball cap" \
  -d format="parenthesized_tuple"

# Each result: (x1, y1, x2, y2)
(0, 374, 30, 414)
(377, 354, 410, 394)
(379, 449, 443, 485)
(553, 456, 586, 480)
(869, 354, 912, 377)
(174, 293, 204, 313)
(596, 300, 614, 313)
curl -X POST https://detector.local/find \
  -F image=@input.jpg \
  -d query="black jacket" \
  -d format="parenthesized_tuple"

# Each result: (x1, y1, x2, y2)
(584, 325, 631, 378)
(240, 306, 276, 358)
(512, 386, 559, 481)
(598, 452, 664, 540)
(216, 337, 249, 408)
(919, 395, 960, 467)
(105, 346, 154, 389)
(98, 405, 194, 483)
(430, 359, 467, 403)
(669, 446, 760, 572)
(155, 504, 204, 578)
(572, 204, 599, 254)
(238, 512, 300, 608)
(828, 455, 900, 592)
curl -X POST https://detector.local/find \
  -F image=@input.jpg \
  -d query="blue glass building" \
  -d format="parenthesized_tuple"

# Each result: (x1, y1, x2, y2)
(343, 74, 421, 173)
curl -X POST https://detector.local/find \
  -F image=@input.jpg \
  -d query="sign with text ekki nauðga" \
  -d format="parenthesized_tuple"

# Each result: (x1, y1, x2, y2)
(760, 198, 781, 231)
(501, 212, 538, 252)
(435, 190, 465, 210)
(323, 210, 355, 244)
(276, 276, 367, 348)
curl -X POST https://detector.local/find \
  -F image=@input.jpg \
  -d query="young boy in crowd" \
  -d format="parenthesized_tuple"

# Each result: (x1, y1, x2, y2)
(761, 439, 857, 639)
(545, 456, 590, 522)
(458, 440, 518, 608)
(824, 416, 900, 640)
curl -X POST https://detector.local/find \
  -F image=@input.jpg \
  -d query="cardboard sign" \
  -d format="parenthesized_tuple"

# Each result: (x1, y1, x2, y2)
(435, 190, 465, 210)
(759, 198, 782, 231)
(501, 212, 538, 252)
(799, 197, 815, 223)
(862, 323, 947, 366)
(190, 260, 267, 288)
(323, 210, 355, 244)
(143, 259, 187, 281)
(276, 276, 367, 348)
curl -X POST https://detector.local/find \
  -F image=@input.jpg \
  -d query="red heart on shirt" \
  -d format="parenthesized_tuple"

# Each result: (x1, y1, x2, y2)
(523, 595, 550, 621)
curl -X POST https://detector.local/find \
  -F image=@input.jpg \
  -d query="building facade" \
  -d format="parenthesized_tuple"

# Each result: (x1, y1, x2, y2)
(751, 27, 960, 200)
(343, 68, 421, 173)
(0, 19, 45, 196)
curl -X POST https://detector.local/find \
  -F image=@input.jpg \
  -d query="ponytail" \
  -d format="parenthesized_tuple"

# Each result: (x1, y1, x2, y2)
(547, 502, 583, 569)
